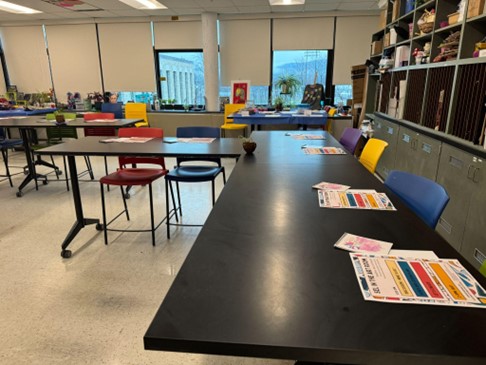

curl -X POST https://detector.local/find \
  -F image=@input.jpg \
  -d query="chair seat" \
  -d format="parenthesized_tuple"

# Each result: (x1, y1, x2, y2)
(100, 168, 167, 186)
(135, 121, 149, 128)
(166, 166, 224, 182)
(221, 124, 247, 130)
(1, 139, 23, 148)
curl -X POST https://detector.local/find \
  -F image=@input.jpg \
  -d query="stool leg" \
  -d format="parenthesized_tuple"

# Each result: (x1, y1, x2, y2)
(165, 178, 171, 239)
(2, 148, 13, 187)
(120, 186, 130, 220)
(169, 179, 179, 222)
(175, 181, 182, 216)
(104, 157, 110, 191)
(100, 182, 108, 245)
(211, 180, 216, 206)
(149, 183, 155, 246)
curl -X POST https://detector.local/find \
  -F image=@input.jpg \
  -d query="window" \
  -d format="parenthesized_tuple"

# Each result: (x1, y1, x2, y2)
(272, 50, 329, 106)
(117, 91, 155, 104)
(334, 85, 353, 106)
(156, 51, 205, 106)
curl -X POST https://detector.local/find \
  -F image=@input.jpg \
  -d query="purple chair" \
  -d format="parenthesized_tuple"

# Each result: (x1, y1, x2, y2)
(339, 127, 363, 154)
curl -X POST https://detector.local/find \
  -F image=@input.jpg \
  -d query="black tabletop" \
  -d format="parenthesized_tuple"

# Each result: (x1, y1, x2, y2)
(0, 116, 141, 128)
(36, 136, 243, 158)
(144, 131, 486, 365)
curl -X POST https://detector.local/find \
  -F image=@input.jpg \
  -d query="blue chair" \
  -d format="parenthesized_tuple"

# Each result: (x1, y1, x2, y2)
(339, 127, 362, 155)
(384, 170, 449, 228)
(0, 127, 23, 187)
(101, 102, 123, 119)
(165, 126, 225, 238)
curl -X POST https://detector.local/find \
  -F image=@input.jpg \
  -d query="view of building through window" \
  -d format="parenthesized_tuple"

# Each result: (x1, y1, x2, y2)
(157, 51, 205, 106)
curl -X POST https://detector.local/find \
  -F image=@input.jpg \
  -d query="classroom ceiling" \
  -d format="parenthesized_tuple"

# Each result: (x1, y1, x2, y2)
(0, 0, 381, 23)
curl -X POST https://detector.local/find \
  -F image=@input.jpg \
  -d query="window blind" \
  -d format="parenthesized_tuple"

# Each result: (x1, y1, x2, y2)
(219, 19, 271, 86)
(98, 22, 155, 92)
(272, 17, 334, 50)
(153, 21, 202, 49)
(0, 26, 51, 93)
(45, 24, 102, 102)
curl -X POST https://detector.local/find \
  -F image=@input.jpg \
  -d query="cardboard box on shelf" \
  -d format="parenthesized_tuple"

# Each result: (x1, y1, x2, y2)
(371, 40, 383, 55)
(383, 33, 390, 47)
(379, 9, 387, 29)
(351, 65, 367, 104)
(466, 0, 485, 18)
(392, 0, 400, 21)
(395, 45, 410, 67)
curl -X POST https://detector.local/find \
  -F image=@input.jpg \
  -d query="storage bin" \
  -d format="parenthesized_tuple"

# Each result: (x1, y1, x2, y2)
(448, 12, 460, 25)
(467, 0, 485, 19)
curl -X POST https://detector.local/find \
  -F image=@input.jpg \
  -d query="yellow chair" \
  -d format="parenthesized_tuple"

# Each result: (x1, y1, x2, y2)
(480, 261, 486, 278)
(359, 138, 388, 174)
(125, 102, 149, 128)
(221, 103, 247, 137)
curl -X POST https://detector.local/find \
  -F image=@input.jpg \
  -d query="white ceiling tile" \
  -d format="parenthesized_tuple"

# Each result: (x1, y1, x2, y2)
(338, 1, 376, 10)
(236, 6, 272, 13)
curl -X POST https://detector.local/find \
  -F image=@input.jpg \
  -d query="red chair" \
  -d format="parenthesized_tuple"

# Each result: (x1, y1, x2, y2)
(84, 112, 116, 181)
(98, 128, 177, 246)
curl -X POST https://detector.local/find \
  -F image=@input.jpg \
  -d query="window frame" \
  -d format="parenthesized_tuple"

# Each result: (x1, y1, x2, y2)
(155, 49, 204, 106)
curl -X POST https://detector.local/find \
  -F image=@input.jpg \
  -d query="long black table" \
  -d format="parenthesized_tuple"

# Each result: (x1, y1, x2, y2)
(0, 117, 141, 196)
(36, 136, 243, 258)
(143, 131, 486, 365)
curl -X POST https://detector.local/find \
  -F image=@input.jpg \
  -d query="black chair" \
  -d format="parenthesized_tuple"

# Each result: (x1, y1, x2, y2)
(0, 127, 23, 187)
(165, 126, 226, 238)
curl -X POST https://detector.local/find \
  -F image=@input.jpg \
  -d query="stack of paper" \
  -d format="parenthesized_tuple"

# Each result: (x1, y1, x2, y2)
(351, 253, 486, 308)
(334, 233, 393, 255)
(303, 147, 346, 155)
(318, 189, 396, 210)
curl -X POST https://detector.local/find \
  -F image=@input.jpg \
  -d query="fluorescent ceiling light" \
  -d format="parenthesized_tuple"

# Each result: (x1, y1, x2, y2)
(0, 0, 41, 14)
(269, 0, 305, 5)
(119, 0, 167, 10)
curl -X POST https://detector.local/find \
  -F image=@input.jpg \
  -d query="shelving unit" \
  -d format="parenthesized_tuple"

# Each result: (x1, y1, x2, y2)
(366, 0, 486, 271)
(367, 0, 486, 145)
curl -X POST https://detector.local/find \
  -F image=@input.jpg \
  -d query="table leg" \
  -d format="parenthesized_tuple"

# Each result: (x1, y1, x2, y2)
(16, 128, 47, 197)
(60, 155, 99, 259)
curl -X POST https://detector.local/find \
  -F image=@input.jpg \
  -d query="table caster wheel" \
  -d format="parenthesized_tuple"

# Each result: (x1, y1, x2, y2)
(16, 191, 23, 197)
(61, 250, 72, 258)
(42, 180, 48, 185)
(95, 223, 104, 231)
(124, 193, 130, 199)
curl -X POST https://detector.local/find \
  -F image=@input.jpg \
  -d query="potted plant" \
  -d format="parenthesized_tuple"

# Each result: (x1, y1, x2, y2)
(273, 96, 284, 112)
(275, 74, 301, 97)
(239, 136, 257, 154)
(53, 108, 66, 124)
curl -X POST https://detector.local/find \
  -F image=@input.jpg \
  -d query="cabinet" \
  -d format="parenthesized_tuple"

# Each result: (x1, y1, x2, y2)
(373, 115, 399, 178)
(436, 143, 486, 270)
(394, 126, 441, 180)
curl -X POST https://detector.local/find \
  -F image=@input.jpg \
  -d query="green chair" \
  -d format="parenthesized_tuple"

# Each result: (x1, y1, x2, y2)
(45, 113, 94, 191)
(480, 261, 486, 278)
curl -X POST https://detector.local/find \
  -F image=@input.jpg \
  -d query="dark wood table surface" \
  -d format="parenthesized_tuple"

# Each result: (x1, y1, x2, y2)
(143, 131, 486, 365)
(36, 136, 243, 258)
(0, 117, 141, 196)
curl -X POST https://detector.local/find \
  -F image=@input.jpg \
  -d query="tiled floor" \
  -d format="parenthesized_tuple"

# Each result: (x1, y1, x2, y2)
(0, 151, 292, 365)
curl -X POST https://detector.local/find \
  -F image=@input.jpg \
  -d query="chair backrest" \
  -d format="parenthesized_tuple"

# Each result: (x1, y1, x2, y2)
(176, 126, 221, 166)
(83, 112, 115, 121)
(384, 170, 449, 228)
(339, 127, 362, 154)
(47, 126, 79, 141)
(359, 138, 388, 174)
(117, 127, 165, 169)
(83, 113, 116, 136)
(101, 102, 123, 118)
(46, 112, 77, 121)
(224, 104, 245, 124)
(176, 126, 220, 138)
(125, 102, 148, 123)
